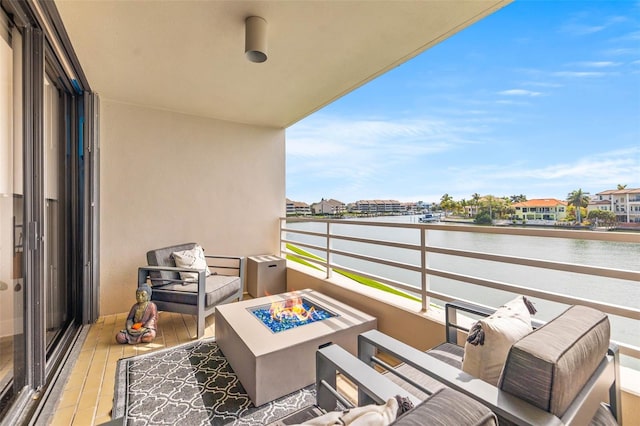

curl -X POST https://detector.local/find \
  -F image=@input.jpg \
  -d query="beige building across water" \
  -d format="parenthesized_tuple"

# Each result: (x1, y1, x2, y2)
(589, 188, 640, 224)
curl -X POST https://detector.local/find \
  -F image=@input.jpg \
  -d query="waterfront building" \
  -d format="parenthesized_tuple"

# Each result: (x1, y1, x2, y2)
(311, 198, 346, 215)
(400, 201, 420, 214)
(355, 199, 403, 214)
(464, 203, 482, 217)
(286, 198, 312, 216)
(511, 198, 568, 222)
(590, 188, 640, 224)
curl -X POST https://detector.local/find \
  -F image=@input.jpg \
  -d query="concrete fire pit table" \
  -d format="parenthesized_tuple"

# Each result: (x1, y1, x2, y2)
(215, 289, 377, 406)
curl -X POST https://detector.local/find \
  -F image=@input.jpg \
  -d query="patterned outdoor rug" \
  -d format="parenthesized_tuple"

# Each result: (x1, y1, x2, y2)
(113, 338, 319, 425)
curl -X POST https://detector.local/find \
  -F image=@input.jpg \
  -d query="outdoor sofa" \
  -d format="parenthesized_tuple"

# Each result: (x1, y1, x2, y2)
(313, 299, 621, 425)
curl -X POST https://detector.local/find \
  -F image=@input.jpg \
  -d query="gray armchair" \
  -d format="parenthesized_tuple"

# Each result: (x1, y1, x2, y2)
(138, 242, 244, 338)
(357, 302, 621, 426)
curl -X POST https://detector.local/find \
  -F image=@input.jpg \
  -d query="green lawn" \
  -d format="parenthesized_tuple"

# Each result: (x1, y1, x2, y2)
(285, 244, 421, 303)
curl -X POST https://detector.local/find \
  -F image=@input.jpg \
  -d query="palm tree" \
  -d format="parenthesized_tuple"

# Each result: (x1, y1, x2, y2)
(471, 193, 481, 216)
(459, 198, 467, 216)
(480, 195, 501, 220)
(617, 184, 627, 190)
(567, 189, 590, 224)
(440, 193, 454, 217)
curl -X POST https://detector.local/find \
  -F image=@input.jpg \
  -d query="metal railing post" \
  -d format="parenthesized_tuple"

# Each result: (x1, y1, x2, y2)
(279, 217, 284, 258)
(421, 227, 428, 312)
(326, 222, 332, 279)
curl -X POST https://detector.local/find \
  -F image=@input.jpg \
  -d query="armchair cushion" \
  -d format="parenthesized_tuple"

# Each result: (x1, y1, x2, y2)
(391, 388, 497, 426)
(590, 403, 619, 426)
(498, 305, 610, 417)
(171, 244, 211, 282)
(427, 342, 464, 368)
(300, 389, 497, 426)
(151, 274, 241, 307)
(462, 296, 534, 385)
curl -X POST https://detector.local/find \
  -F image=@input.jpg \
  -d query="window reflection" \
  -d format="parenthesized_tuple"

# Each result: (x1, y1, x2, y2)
(0, 15, 25, 408)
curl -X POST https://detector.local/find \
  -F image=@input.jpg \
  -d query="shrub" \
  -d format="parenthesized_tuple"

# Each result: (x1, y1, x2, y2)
(474, 211, 492, 225)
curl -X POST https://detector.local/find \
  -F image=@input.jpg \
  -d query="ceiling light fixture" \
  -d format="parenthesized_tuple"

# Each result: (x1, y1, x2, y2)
(245, 16, 268, 63)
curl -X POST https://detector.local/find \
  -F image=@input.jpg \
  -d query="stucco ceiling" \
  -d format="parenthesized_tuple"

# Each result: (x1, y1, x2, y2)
(55, 0, 511, 129)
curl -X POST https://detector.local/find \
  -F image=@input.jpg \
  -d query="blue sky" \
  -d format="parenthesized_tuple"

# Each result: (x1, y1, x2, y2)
(286, 1, 640, 205)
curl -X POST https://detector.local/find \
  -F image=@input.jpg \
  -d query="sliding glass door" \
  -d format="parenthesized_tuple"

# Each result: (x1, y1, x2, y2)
(0, 1, 99, 419)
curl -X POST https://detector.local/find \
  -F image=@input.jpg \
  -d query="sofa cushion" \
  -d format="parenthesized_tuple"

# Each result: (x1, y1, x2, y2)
(146, 242, 197, 286)
(171, 244, 211, 282)
(589, 403, 619, 426)
(391, 388, 497, 426)
(498, 305, 610, 417)
(462, 296, 534, 385)
(428, 342, 464, 369)
(151, 274, 241, 307)
(384, 343, 464, 401)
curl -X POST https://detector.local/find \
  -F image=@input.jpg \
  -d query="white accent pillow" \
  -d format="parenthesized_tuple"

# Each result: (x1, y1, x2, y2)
(461, 296, 533, 385)
(172, 245, 212, 283)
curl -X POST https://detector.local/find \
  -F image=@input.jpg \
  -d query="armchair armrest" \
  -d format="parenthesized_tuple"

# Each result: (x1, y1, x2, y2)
(358, 330, 563, 426)
(204, 255, 245, 275)
(138, 265, 207, 284)
(315, 344, 422, 412)
(140, 265, 207, 274)
(444, 300, 545, 345)
(205, 255, 245, 290)
(444, 300, 495, 344)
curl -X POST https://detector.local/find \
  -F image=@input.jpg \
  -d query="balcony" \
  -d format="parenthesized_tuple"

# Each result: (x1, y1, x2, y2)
(47, 217, 639, 424)
(8, 1, 637, 424)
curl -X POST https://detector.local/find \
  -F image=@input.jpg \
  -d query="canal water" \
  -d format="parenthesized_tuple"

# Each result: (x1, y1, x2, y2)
(285, 216, 640, 365)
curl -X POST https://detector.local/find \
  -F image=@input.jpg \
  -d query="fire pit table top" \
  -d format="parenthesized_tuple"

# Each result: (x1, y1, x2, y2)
(215, 289, 376, 357)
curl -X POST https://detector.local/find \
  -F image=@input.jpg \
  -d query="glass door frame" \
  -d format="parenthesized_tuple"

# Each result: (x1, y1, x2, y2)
(0, 0, 99, 422)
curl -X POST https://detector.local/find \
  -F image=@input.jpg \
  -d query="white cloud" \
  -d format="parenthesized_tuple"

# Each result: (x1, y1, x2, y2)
(603, 48, 638, 57)
(610, 30, 640, 43)
(577, 61, 622, 68)
(288, 115, 488, 160)
(392, 147, 640, 202)
(496, 99, 530, 106)
(553, 71, 607, 78)
(561, 24, 606, 36)
(498, 89, 543, 97)
(523, 81, 564, 88)
(560, 13, 629, 37)
(286, 113, 501, 202)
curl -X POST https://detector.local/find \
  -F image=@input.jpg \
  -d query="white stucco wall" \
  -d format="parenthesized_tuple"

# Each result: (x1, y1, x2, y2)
(99, 99, 285, 315)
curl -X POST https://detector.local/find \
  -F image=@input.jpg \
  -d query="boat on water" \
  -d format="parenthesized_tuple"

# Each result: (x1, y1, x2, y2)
(418, 213, 440, 223)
